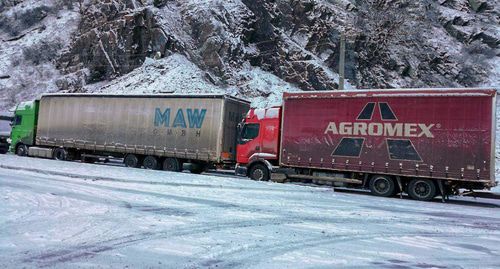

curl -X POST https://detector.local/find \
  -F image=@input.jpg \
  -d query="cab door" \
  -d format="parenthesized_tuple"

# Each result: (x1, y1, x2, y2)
(236, 123, 261, 164)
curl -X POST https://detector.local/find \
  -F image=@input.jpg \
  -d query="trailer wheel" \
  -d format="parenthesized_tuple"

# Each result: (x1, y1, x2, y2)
(163, 157, 181, 172)
(53, 147, 68, 161)
(249, 163, 270, 181)
(143, 156, 159, 170)
(124, 154, 141, 168)
(16, 144, 28, 157)
(369, 175, 396, 197)
(408, 178, 436, 201)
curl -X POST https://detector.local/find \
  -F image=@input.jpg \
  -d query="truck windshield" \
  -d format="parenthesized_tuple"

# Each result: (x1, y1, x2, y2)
(241, 123, 259, 140)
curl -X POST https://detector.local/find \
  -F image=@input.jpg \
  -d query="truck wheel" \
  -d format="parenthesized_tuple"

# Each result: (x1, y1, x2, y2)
(163, 157, 181, 172)
(124, 154, 141, 168)
(249, 163, 270, 181)
(408, 178, 436, 201)
(16, 144, 28, 157)
(143, 156, 159, 170)
(369, 175, 396, 197)
(53, 148, 68, 161)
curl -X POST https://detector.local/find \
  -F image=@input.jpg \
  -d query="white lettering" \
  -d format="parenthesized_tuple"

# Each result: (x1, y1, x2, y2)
(384, 123, 403, 137)
(324, 122, 434, 138)
(324, 122, 338, 134)
(418, 124, 435, 138)
(339, 122, 352, 135)
(353, 122, 367, 135)
(368, 123, 383, 135)
(404, 123, 418, 137)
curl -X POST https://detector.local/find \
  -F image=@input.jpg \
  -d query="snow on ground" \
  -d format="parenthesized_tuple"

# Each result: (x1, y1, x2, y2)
(0, 154, 499, 268)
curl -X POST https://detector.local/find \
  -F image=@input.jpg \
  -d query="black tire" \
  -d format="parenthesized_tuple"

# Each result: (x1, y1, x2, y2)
(369, 175, 396, 197)
(16, 144, 28, 157)
(249, 163, 270, 181)
(163, 157, 181, 172)
(143, 156, 159, 170)
(124, 154, 141, 168)
(408, 178, 437, 201)
(53, 147, 68, 161)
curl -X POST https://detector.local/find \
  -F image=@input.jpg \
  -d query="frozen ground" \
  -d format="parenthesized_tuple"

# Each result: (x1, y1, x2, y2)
(0, 155, 499, 268)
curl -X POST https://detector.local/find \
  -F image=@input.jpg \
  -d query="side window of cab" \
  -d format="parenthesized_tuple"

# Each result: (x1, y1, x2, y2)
(13, 115, 22, 126)
(240, 123, 260, 142)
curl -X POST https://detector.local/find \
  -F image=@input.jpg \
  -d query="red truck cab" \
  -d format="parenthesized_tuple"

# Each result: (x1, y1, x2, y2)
(236, 107, 281, 180)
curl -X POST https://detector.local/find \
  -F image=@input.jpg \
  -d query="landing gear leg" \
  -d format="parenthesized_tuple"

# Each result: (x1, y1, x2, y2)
(396, 176, 403, 199)
(437, 180, 445, 203)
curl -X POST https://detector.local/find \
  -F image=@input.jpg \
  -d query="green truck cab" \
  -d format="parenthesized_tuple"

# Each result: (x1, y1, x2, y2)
(10, 100, 39, 155)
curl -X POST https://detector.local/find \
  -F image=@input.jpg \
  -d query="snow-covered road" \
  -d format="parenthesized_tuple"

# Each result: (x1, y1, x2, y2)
(0, 155, 499, 268)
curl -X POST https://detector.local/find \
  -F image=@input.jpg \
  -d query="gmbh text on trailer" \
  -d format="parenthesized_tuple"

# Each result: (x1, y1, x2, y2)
(235, 88, 497, 201)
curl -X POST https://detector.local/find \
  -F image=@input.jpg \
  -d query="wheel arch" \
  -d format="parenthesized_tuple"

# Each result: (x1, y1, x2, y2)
(246, 159, 273, 177)
(14, 142, 25, 151)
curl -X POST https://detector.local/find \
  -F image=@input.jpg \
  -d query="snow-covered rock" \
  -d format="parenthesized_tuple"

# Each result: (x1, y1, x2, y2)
(0, 0, 498, 111)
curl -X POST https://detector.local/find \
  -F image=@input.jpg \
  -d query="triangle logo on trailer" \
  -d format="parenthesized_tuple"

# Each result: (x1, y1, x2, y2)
(323, 102, 435, 161)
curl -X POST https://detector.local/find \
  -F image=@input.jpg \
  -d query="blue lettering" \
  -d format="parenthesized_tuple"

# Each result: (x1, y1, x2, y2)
(187, 109, 207, 128)
(172, 109, 187, 128)
(154, 108, 170, 127)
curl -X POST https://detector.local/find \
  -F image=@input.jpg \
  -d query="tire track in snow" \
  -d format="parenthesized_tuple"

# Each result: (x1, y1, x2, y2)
(0, 176, 131, 249)
(24, 217, 308, 267)
(1, 174, 426, 267)
(185, 232, 484, 269)
(2, 171, 462, 229)
(3, 168, 499, 268)
(0, 164, 315, 194)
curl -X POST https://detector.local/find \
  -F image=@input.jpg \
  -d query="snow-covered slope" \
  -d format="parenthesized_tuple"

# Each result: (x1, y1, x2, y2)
(1, 0, 498, 111)
(0, 0, 80, 111)
(85, 54, 301, 108)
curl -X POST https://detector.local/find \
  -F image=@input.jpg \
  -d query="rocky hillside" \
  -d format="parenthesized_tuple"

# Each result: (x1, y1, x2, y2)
(0, 0, 498, 110)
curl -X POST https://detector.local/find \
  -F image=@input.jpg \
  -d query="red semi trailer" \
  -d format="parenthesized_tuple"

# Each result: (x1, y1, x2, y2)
(236, 88, 497, 201)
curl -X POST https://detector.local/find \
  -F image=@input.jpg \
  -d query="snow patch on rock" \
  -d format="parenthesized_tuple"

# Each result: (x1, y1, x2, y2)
(235, 63, 302, 108)
(0, 3, 80, 111)
(87, 54, 223, 95)
(85, 54, 301, 109)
